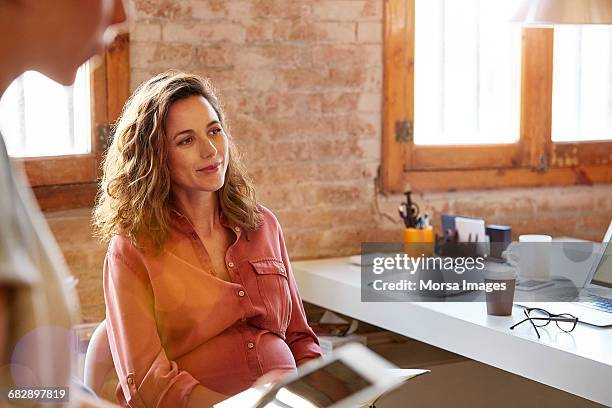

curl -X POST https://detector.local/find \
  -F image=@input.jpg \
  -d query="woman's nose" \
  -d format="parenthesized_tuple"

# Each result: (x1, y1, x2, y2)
(199, 136, 218, 158)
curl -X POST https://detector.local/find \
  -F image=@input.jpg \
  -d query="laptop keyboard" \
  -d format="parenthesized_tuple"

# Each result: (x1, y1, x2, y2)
(573, 294, 612, 313)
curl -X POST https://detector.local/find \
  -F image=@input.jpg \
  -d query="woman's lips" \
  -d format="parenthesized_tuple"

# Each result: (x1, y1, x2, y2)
(197, 162, 221, 173)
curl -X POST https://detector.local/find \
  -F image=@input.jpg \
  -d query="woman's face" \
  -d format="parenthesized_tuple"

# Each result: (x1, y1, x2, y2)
(165, 95, 229, 195)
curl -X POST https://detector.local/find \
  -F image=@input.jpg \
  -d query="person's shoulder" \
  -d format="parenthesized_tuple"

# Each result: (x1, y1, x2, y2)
(256, 204, 281, 230)
(108, 233, 148, 260)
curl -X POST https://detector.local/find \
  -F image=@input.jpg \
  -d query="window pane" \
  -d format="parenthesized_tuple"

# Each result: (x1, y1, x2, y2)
(414, 0, 522, 145)
(0, 63, 91, 157)
(552, 26, 612, 142)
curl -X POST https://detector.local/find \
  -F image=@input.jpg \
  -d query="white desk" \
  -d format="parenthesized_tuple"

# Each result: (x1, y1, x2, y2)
(293, 257, 612, 407)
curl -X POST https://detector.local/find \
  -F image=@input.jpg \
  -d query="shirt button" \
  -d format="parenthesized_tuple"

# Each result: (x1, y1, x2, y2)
(238, 290, 245, 297)
(228, 261, 234, 268)
(234, 226, 241, 232)
(127, 374, 134, 385)
(247, 342, 254, 349)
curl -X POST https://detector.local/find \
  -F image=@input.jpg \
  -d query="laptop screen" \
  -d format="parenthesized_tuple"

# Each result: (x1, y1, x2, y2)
(592, 239, 612, 289)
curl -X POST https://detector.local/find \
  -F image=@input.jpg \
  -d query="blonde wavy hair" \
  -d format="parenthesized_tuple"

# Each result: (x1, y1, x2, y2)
(93, 70, 263, 250)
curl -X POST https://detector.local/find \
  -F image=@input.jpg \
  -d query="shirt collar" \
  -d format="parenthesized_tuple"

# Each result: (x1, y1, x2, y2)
(170, 208, 233, 235)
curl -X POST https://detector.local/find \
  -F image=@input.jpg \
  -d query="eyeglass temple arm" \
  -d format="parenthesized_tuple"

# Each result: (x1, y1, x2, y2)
(510, 310, 541, 338)
(546, 316, 577, 322)
(509, 317, 531, 330)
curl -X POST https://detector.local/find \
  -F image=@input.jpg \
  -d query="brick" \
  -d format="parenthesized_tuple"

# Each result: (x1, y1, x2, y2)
(357, 21, 383, 43)
(249, 0, 311, 19)
(131, 42, 195, 70)
(283, 229, 326, 259)
(276, 206, 373, 229)
(361, 0, 384, 19)
(130, 22, 162, 42)
(317, 226, 372, 253)
(310, 139, 365, 161)
(186, 0, 247, 19)
(224, 113, 270, 142)
(310, 66, 380, 91)
(311, 1, 382, 21)
(133, 0, 193, 19)
(276, 68, 329, 91)
(244, 141, 311, 163)
(311, 44, 380, 66)
(153, 43, 196, 69)
(316, 185, 363, 205)
(250, 163, 317, 185)
(232, 46, 308, 68)
(313, 161, 372, 182)
(266, 117, 330, 141)
(223, 92, 300, 118)
(194, 45, 232, 68)
(162, 21, 247, 44)
(256, 184, 311, 210)
(327, 66, 368, 88)
(307, 92, 360, 114)
(130, 42, 156, 69)
(273, 21, 356, 43)
(332, 113, 379, 138)
(204, 69, 277, 91)
(245, 23, 276, 44)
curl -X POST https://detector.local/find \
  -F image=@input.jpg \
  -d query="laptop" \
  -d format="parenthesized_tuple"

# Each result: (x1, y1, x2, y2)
(516, 221, 612, 327)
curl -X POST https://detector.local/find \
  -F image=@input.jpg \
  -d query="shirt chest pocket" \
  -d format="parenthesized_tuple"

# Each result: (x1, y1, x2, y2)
(249, 258, 292, 335)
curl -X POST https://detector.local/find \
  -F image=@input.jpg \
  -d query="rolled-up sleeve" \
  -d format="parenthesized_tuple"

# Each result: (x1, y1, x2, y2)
(104, 237, 199, 408)
(277, 227, 322, 365)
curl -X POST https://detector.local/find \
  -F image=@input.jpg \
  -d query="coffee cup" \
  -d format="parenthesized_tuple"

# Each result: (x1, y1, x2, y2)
(484, 262, 517, 316)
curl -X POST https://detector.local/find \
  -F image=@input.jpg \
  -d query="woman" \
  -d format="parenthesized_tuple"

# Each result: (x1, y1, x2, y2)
(94, 71, 321, 408)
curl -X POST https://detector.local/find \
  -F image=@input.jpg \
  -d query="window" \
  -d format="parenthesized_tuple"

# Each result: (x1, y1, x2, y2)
(382, 0, 612, 192)
(414, 0, 522, 146)
(0, 65, 91, 157)
(552, 26, 612, 143)
(0, 34, 130, 210)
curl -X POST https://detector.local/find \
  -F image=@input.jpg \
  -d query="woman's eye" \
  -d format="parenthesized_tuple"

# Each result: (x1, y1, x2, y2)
(178, 137, 192, 146)
(210, 127, 222, 136)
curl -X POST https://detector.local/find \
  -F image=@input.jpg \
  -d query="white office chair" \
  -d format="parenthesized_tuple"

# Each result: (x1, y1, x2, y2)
(83, 320, 119, 402)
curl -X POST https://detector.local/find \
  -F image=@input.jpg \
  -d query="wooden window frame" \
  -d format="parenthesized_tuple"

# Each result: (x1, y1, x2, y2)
(12, 34, 130, 210)
(382, 0, 612, 193)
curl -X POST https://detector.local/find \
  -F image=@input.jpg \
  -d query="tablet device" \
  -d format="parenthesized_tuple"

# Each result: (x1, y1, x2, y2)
(252, 343, 401, 408)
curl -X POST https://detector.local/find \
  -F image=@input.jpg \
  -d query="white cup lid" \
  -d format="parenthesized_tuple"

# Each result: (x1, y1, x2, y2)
(484, 262, 517, 280)
(519, 234, 552, 243)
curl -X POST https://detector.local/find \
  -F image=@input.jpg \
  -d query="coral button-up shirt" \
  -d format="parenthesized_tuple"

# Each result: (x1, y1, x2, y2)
(103, 205, 321, 408)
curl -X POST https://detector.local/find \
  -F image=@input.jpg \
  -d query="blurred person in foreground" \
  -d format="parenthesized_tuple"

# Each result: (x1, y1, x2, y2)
(0, 1, 127, 406)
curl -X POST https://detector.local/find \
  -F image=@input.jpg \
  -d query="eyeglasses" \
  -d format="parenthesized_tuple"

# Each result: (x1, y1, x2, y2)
(509, 307, 578, 339)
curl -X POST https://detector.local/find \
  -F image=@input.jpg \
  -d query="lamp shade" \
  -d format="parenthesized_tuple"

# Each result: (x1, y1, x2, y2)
(513, 0, 612, 25)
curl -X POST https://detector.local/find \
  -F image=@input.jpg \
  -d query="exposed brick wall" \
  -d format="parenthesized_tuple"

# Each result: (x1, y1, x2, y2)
(43, 0, 612, 322)
(128, 0, 385, 260)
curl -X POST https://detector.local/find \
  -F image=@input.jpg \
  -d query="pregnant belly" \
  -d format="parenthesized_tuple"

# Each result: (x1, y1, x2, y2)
(174, 329, 297, 396)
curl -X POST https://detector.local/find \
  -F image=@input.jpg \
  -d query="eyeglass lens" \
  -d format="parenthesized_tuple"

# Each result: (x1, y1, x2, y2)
(527, 308, 551, 327)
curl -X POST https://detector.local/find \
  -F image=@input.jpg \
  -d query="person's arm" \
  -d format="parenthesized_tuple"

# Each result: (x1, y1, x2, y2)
(277, 226, 322, 365)
(104, 237, 227, 408)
